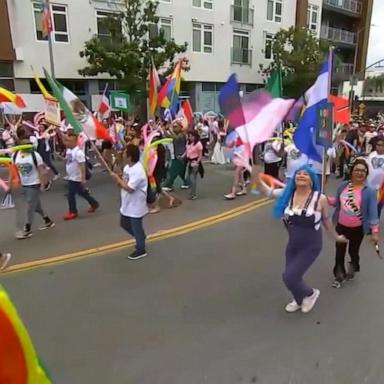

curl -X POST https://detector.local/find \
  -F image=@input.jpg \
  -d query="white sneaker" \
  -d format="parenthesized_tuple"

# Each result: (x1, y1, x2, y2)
(236, 189, 247, 196)
(53, 174, 60, 181)
(301, 289, 320, 313)
(285, 300, 301, 313)
(224, 193, 236, 200)
(0, 252, 11, 271)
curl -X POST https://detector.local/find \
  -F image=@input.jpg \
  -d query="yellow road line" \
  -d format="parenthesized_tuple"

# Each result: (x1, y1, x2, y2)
(3, 198, 271, 274)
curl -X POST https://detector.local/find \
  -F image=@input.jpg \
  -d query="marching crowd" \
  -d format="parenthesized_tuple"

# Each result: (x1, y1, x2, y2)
(1, 113, 384, 313)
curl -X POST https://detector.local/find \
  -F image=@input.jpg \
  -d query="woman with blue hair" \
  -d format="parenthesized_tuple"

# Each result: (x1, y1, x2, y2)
(259, 165, 346, 313)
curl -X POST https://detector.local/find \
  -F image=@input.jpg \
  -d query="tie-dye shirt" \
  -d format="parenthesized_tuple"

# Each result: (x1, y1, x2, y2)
(338, 185, 362, 227)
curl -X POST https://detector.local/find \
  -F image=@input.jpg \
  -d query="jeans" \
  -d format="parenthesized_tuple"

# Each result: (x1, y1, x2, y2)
(67, 181, 98, 214)
(186, 164, 198, 196)
(22, 185, 46, 227)
(164, 158, 186, 188)
(334, 223, 365, 278)
(120, 215, 146, 252)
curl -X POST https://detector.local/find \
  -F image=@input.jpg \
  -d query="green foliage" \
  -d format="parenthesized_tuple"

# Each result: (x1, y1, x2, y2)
(79, 0, 187, 96)
(259, 26, 329, 98)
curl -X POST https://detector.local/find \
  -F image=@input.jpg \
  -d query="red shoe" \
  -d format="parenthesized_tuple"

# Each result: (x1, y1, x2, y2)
(63, 212, 78, 220)
(87, 204, 99, 213)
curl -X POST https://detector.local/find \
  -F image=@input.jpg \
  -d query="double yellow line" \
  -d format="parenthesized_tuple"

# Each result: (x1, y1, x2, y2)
(3, 198, 271, 275)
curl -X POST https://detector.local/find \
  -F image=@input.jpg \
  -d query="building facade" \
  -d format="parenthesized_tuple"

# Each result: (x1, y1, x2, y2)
(0, 0, 373, 113)
(296, 0, 374, 88)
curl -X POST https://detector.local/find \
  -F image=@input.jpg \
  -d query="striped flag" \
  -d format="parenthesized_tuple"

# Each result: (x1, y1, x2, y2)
(98, 84, 111, 119)
(42, 1, 52, 38)
(158, 60, 182, 114)
(148, 61, 160, 116)
(44, 69, 110, 140)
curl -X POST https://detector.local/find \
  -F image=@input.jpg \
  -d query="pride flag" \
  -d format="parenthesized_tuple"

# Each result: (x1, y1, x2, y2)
(148, 61, 160, 116)
(158, 60, 182, 114)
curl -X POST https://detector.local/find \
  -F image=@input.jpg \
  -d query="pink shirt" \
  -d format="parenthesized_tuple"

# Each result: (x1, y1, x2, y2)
(186, 141, 203, 161)
(338, 185, 362, 227)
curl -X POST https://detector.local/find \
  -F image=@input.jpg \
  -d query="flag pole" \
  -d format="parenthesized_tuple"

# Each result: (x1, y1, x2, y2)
(321, 46, 334, 193)
(45, 0, 55, 78)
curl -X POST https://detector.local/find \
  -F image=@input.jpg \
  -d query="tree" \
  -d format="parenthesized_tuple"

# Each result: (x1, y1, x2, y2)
(260, 26, 329, 98)
(78, 0, 188, 97)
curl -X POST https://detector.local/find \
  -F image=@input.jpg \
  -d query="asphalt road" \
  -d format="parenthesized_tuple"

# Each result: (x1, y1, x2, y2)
(2, 186, 384, 383)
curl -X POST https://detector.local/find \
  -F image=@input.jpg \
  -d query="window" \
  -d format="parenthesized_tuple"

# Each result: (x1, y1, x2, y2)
(307, 4, 319, 33)
(232, 29, 251, 65)
(264, 33, 274, 59)
(96, 10, 121, 43)
(192, 23, 213, 53)
(267, 0, 282, 23)
(33, 2, 69, 42)
(192, 0, 213, 10)
(159, 18, 172, 41)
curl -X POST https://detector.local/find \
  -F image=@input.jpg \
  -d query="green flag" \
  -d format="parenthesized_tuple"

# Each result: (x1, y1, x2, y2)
(266, 69, 282, 98)
(110, 91, 131, 111)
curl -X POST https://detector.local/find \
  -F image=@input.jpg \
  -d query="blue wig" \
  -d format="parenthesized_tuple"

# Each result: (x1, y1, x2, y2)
(272, 164, 321, 218)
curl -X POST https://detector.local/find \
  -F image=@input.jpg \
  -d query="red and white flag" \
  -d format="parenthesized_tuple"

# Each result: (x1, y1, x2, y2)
(98, 84, 111, 119)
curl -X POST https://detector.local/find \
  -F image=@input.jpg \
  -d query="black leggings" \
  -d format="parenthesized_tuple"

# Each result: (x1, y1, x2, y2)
(334, 223, 365, 278)
(264, 162, 280, 179)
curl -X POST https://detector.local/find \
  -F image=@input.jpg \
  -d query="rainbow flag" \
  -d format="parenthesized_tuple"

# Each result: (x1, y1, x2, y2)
(158, 60, 182, 114)
(148, 61, 160, 116)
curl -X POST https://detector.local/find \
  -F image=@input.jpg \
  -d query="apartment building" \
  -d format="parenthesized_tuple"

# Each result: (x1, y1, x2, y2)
(0, 0, 297, 112)
(296, 0, 373, 88)
(0, 0, 373, 113)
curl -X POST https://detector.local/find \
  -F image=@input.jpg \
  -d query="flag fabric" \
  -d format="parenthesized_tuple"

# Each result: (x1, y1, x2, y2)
(44, 69, 110, 140)
(266, 69, 282, 98)
(98, 84, 111, 119)
(329, 95, 350, 124)
(109, 91, 130, 111)
(42, 0, 52, 38)
(148, 61, 160, 116)
(158, 60, 182, 114)
(294, 58, 329, 163)
(285, 96, 305, 123)
(236, 90, 295, 151)
(218, 74, 245, 129)
(180, 99, 193, 124)
(0, 87, 26, 108)
(0, 285, 53, 383)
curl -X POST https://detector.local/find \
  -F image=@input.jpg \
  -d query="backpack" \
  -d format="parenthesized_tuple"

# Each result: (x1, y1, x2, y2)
(13, 150, 49, 187)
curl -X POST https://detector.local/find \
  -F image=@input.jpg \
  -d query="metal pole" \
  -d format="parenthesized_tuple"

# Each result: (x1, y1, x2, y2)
(350, 29, 361, 114)
(46, 0, 55, 78)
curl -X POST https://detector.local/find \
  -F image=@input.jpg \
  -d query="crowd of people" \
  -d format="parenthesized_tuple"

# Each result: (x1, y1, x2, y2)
(1, 112, 384, 313)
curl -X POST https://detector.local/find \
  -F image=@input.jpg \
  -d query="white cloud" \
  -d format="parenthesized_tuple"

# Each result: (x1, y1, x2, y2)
(367, 0, 384, 67)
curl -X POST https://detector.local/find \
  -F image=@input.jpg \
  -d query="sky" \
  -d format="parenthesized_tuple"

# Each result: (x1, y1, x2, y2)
(367, 0, 384, 67)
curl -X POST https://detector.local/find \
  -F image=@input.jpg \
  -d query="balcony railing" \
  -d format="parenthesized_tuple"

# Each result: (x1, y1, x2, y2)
(323, 0, 362, 15)
(321, 26, 356, 45)
(335, 63, 354, 75)
(230, 5, 254, 26)
(231, 48, 252, 66)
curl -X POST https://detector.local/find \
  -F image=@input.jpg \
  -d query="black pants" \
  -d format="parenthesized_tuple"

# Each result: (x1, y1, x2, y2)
(334, 223, 365, 278)
(264, 162, 280, 179)
(67, 181, 99, 214)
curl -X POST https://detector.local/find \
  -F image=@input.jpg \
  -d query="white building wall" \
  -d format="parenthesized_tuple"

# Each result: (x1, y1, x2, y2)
(6, 0, 298, 111)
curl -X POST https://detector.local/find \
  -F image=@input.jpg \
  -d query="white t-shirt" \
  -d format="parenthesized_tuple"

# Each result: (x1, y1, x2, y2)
(120, 162, 148, 218)
(65, 146, 86, 182)
(308, 147, 336, 175)
(263, 141, 282, 164)
(364, 131, 377, 153)
(285, 143, 308, 178)
(13, 151, 43, 186)
(367, 151, 384, 190)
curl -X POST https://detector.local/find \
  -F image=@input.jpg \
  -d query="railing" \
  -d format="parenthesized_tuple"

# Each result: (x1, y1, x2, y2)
(230, 5, 254, 26)
(335, 63, 354, 75)
(323, 0, 362, 15)
(321, 26, 356, 45)
(231, 47, 252, 65)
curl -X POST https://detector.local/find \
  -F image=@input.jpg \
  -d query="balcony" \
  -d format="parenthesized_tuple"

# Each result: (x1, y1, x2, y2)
(320, 26, 356, 46)
(323, 0, 362, 16)
(231, 47, 252, 66)
(230, 5, 254, 27)
(335, 62, 354, 75)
